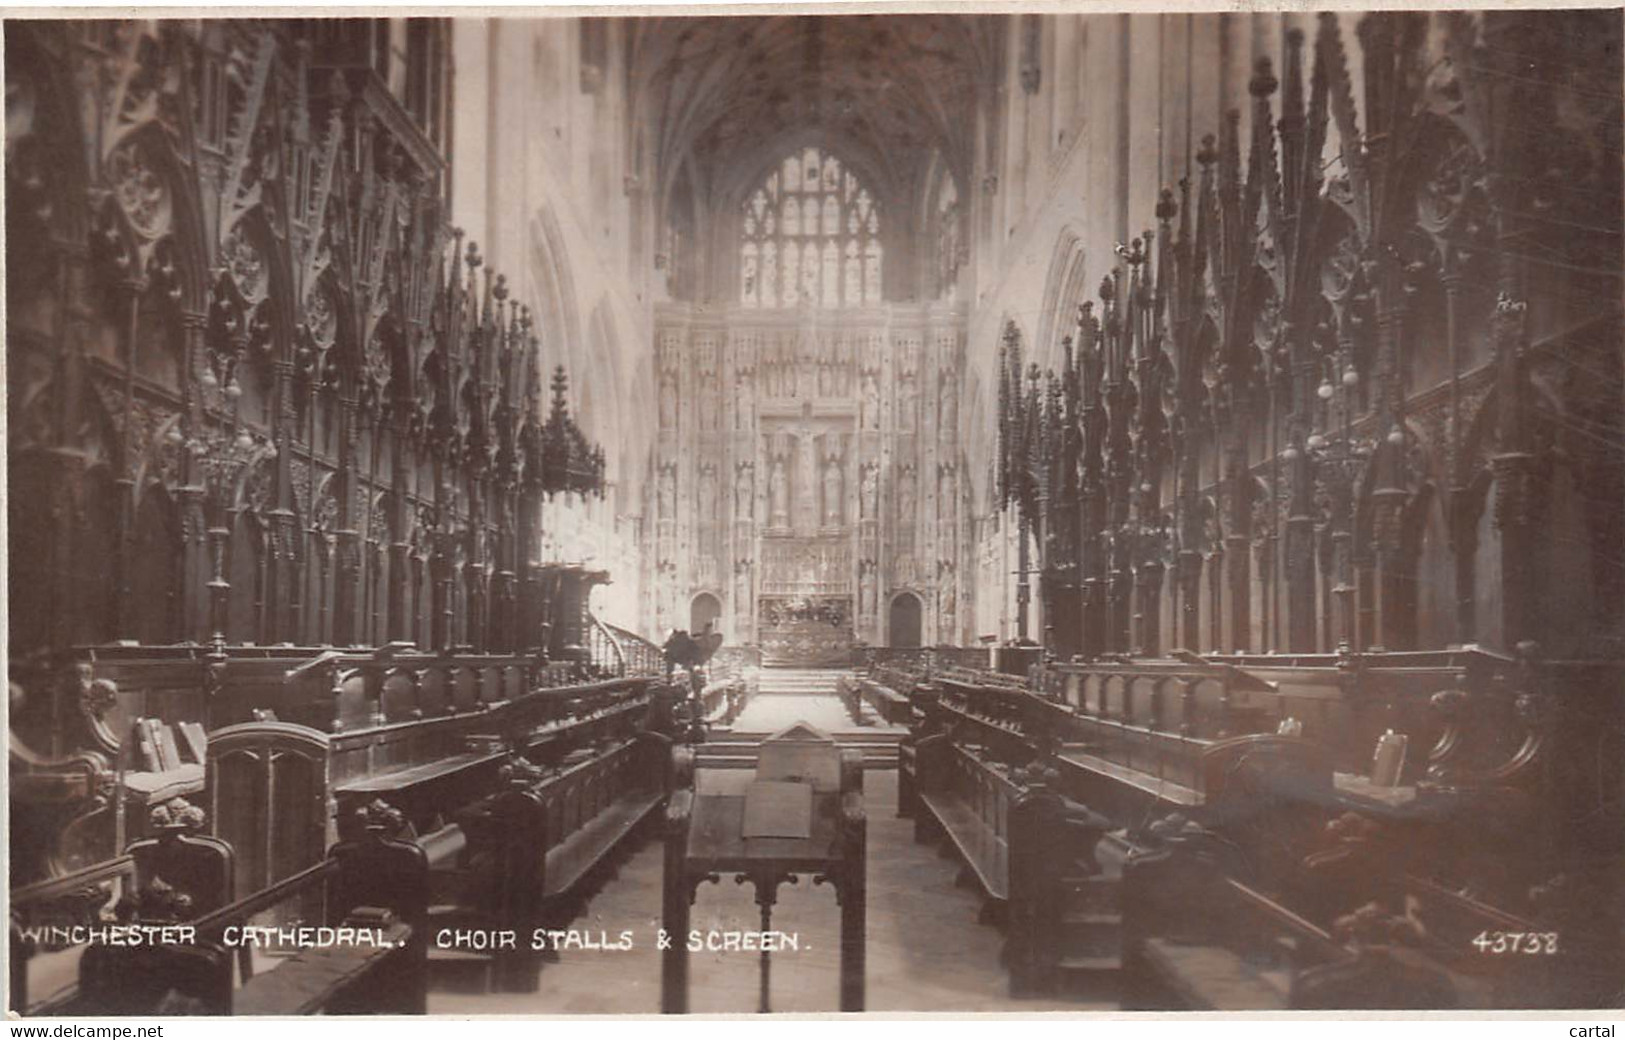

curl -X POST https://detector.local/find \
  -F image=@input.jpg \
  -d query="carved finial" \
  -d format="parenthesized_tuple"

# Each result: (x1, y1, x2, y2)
(1197, 134, 1219, 167)
(493, 273, 509, 302)
(355, 798, 407, 837)
(149, 797, 206, 833)
(1156, 188, 1178, 223)
(499, 754, 548, 785)
(115, 877, 194, 924)
(1250, 55, 1279, 98)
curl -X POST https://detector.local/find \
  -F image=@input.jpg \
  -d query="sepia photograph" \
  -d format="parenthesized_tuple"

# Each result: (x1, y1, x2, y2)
(4, 4, 1623, 1019)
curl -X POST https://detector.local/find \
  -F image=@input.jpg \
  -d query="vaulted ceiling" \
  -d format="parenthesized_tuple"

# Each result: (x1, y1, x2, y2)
(630, 15, 998, 215)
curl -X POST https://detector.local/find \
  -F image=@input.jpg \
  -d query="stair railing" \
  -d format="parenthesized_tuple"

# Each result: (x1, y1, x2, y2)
(587, 614, 665, 678)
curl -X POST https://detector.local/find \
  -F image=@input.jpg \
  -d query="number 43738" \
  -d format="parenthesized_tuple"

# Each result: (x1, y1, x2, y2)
(1473, 931, 1558, 954)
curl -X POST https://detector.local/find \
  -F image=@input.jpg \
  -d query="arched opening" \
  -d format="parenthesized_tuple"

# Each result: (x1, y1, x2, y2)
(690, 591, 722, 636)
(889, 592, 923, 649)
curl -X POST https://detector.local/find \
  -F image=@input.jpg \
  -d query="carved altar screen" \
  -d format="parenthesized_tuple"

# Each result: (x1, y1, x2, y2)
(648, 150, 967, 660)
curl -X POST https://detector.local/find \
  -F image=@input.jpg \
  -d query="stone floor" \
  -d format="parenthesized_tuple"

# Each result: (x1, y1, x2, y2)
(727, 692, 905, 736)
(428, 769, 1109, 1014)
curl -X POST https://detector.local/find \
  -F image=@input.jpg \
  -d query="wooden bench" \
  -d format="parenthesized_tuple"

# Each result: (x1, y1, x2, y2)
(1031, 660, 1335, 826)
(1201, 648, 1518, 780)
(73, 818, 430, 1015)
(441, 731, 673, 991)
(853, 673, 913, 725)
(835, 677, 871, 727)
(9, 855, 136, 1014)
(911, 733, 1085, 995)
(930, 667, 1037, 764)
(203, 675, 673, 898)
(1121, 827, 1471, 1010)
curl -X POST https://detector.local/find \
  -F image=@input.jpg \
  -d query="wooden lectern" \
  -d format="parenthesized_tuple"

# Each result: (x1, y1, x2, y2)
(660, 723, 867, 1013)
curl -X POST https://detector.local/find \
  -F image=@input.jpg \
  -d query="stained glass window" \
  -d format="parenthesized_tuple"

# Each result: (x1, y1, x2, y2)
(740, 147, 882, 308)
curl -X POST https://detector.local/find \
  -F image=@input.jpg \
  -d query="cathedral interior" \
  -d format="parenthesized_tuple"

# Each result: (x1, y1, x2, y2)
(7, 11, 1624, 1016)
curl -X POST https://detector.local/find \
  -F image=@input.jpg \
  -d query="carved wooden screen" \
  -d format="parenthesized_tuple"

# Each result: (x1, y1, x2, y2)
(207, 723, 331, 905)
(740, 147, 881, 309)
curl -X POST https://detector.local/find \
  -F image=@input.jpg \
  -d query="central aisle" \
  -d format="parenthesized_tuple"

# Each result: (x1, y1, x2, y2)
(726, 667, 909, 735)
(428, 769, 1106, 1014)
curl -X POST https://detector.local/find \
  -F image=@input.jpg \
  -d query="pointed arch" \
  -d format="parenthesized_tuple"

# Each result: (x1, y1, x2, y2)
(1036, 228, 1090, 367)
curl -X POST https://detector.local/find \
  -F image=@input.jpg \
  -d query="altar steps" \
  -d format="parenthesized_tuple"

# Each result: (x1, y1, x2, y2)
(754, 667, 850, 696)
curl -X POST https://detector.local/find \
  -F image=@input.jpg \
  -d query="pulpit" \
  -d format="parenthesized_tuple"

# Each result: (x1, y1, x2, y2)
(660, 723, 866, 1012)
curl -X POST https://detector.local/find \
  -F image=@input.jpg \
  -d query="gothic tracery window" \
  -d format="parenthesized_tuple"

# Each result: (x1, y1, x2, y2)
(740, 147, 881, 309)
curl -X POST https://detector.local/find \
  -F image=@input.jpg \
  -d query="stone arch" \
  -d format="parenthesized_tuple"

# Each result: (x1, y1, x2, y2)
(1036, 227, 1089, 367)
(889, 591, 924, 649)
(689, 591, 722, 636)
(528, 204, 582, 382)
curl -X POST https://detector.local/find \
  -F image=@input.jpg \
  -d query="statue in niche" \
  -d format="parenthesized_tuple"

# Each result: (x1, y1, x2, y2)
(734, 370, 752, 430)
(734, 563, 751, 613)
(860, 463, 879, 519)
(659, 379, 677, 430)
(939, 565, 956, 618)
(699, 465, 718, 521)
(898, 467, 917, 523)
(658, 466, 676, 519)
(769, 458, 789, 527)
(862, 372, 881, 430)
(859, 562, 878, 616)
(940, 376, 958, 433)
(823, 457, 844, 526)
(734, 465, 753, 519)
(898, 375, 917, 432)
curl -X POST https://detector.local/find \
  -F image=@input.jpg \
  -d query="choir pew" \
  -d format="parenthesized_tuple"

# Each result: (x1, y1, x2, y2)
(202, 671, 681, 995)
(910, 732, 1087, 996)
(76, 823, 430, 1015)
(852, 663, 917, 726)
(1121, 831, 1465, 1010)
(1200, 648, 1517, 782)
(203, 670, 670, 899)
(9, 856, 136, 1014)
(929, 666, 1037, 764)
(453, 731, 674, 990)
(1031, 660, 1333, 826)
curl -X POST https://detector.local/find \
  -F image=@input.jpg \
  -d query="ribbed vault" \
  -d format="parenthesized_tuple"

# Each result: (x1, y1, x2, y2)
(629, 15, 995, 216)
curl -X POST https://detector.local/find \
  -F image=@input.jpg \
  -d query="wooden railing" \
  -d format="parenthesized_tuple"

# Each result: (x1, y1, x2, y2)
(10, 856, 137, 1014)
(588, 614, 665, 678)
(908, 736, 1081, 996)
(451, 730, 672, 991)
(204, 673, 670, 901)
